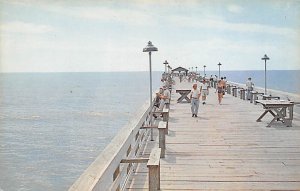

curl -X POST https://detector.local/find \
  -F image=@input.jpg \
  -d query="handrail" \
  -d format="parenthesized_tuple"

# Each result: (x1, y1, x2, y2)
(68, 100, 156, 191)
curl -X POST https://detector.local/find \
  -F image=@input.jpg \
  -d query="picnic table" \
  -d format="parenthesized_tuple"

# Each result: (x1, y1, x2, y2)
(256, 100, 294, 127)
(176, 89, 191, 103)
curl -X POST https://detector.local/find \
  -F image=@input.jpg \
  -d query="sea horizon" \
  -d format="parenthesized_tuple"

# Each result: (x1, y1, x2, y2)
(0, 69, 299, 74)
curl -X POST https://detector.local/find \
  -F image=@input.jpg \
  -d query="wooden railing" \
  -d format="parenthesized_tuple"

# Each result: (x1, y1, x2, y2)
(69, 93, 169, 191)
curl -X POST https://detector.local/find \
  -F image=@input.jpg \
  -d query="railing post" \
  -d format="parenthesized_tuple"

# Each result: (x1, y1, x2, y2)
(240, 89, 245, 100)
(250, 91, 254, 103)
(242, 89, 246, 100)
(162, 108, 169, 135)
(232, 88, 236, 97)
(147, 148, 161, 191)
(158, 121, 166, 158)
(254, 94, 258, 105)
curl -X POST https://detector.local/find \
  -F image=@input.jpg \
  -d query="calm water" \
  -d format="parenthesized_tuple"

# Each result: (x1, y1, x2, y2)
(0, 72, 161, 191)
(0, 70, 299, 191)
(205, 70, 300, 94)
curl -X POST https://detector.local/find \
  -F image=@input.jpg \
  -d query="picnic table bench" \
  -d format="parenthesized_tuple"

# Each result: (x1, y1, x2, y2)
(256, 100, 294, 127)
(176, 89, 191, 103)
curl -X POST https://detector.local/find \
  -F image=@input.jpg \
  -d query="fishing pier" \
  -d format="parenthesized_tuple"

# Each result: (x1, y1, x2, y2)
(69, 76, 300, 190)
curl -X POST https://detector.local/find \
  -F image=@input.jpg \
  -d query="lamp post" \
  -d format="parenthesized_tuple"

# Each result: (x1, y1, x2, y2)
(203, 65, 206, 77)
(261, 54, 270, 95)
(195, 66, 198, 74)
(163, 60, 168, 74)
(217, 62, 222, 79)
(143, 41, 158, 141)
(192, 67, 193, 72)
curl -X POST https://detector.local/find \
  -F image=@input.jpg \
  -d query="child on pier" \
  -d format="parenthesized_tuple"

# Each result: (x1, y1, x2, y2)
(200, 79, 209, 105)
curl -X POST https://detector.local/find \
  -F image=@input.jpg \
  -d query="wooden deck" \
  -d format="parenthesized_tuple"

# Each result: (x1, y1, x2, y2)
(125, 80, 300, 190)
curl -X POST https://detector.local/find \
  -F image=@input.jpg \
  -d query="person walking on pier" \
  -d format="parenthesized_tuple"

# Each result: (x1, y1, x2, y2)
(220, 77, 226, 96)
(200, 79, 209, 105)
(246, 77, 254, 100)
(190, 83, 201, 117)
(217, 80, 224, 104)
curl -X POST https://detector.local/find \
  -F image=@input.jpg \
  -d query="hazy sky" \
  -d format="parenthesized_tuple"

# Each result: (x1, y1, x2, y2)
(0, 0, 299, 72)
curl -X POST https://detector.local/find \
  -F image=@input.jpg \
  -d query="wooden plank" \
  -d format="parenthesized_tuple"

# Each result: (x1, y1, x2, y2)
(158, 121, 167, 158)
(147, 148, 161, 191)
(126, 77, 300, 190)
(147, 148, 161, 167)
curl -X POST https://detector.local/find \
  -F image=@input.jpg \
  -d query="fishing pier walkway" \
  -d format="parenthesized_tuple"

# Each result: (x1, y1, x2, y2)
(70, 77, 300, 191)
(126, 79, 300, 190)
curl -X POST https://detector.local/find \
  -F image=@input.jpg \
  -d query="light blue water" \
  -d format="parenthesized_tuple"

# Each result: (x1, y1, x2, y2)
(0, 72, 161, 191)
(0, 71, 299, 191)
(205, 70, 300, 94)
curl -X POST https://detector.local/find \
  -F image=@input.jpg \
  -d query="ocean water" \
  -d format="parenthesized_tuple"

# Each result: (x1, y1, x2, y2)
(0, 70, 299, 191)
(0, 72, 161, 191)
(205, 70, 300, 94)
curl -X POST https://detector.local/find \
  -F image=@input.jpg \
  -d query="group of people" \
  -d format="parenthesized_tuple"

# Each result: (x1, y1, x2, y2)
(155, 74, 255, 119)
(190, 76, 254, 117)
(153, 79, 171, 118)
(190, 77, 227, 118)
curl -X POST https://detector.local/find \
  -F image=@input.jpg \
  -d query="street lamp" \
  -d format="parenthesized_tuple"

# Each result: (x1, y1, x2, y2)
(217, 62, 222, 79)
(203, 65, 206, 77)
(195, 66, 198, 74)
(163, 60, 168, 74)
(261, 54, 270, 95)
(143, 41, 158, 141)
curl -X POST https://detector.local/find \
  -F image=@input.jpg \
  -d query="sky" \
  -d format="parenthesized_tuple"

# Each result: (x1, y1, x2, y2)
(0, 0, 299, 72)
